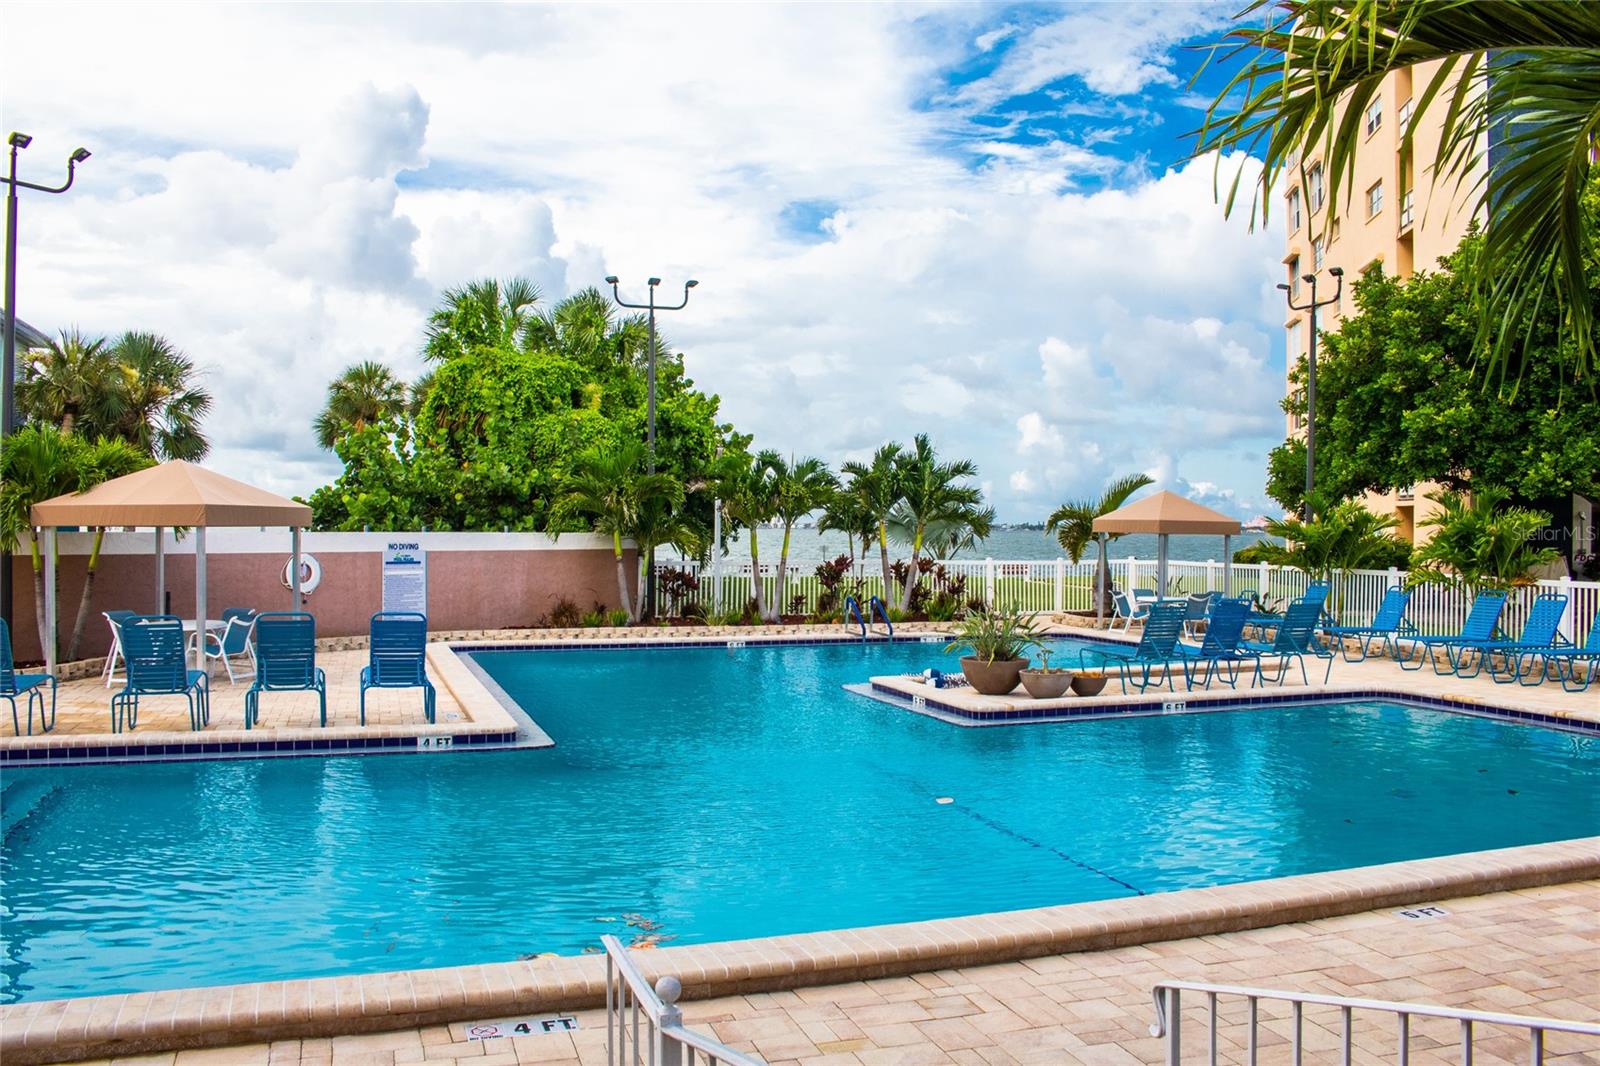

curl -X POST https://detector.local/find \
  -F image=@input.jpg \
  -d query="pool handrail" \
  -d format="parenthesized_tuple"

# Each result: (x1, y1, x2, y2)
(868, 595, 894, 641)
(603, 934, 764, 1066)
(842, 594, 867, 640)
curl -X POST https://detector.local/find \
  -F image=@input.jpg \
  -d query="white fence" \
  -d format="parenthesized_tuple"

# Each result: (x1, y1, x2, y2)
(653, 557, 1600, 644)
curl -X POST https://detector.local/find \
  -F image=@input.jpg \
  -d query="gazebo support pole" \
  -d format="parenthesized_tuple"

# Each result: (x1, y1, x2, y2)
(154, 527, 165, 613)
(290, 527, 302, 611)
(1223, 534, 1232, 597)
(1158, 533, 1169, 596)
(1096, 533, 1108, 628)
(43, 528, 57, 676)
(194, 526, 207, 670)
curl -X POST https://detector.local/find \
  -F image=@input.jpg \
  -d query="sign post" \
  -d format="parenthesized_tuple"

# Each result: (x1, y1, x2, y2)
(382, 541, 427, 614)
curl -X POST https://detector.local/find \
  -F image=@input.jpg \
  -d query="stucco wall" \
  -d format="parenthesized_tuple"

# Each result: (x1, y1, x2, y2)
(6, 531, 637, 664)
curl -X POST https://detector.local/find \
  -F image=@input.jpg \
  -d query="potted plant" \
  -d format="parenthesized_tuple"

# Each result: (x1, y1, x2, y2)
(944, 605, 1041, 695)
(1019, 647, 1074, 699)
(1070, 672, 1109, 697)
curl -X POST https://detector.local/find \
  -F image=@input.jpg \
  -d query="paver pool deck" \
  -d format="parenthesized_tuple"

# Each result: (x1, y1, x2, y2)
(45, 879, 1600, 1065)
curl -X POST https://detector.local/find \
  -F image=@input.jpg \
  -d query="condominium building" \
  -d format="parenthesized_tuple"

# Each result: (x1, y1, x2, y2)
(1282, 60, 1485, 545)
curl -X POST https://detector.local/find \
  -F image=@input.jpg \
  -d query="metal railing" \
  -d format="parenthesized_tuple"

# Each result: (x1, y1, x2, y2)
(604, 934, 763, 1066)
(1151, 980, 1600, 1065)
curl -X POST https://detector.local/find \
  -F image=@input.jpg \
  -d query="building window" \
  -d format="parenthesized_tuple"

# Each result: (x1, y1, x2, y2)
(1400, 188, 1415, 228)
(1288, 188, 1302, 232)
(1308, 163, 1325, 210)
(1367, 180, 1384, 219)
(1288, 255, 1301, 297)
(1365, 97, 1383, 136)
(1398, 98, 1414, 132)
(1312, 237, 1325, 270)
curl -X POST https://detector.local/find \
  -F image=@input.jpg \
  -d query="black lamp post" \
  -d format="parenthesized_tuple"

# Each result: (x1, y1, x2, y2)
(2, 132, 91, 628)
(605, 274, 697, 619)
(1279, 265, 1343, 520)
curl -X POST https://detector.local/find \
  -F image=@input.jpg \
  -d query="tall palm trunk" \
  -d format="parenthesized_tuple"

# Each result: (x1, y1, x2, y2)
(898, 529, 924, 612)
(66, 528, 106, 660)
(877, 520, 894, 607)
(768, 525, 793, 622)
(612, 532, 635, 623)
(748, 533, 766, 621)
(28, 533, 49, 661)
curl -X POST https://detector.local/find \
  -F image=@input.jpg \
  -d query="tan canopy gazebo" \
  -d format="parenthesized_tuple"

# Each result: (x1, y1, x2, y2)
(31, 460, 313, 674)
(1090, 490, 1242, 625)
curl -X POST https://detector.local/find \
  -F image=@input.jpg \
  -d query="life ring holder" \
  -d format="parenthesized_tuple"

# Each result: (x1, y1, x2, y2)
(282, 553, 323, 597)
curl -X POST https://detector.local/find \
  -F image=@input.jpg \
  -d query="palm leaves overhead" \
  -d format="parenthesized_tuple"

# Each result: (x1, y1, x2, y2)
(1193, 0, 1600, 383)
(18, 329, 124, 437)
(523, 286, 654, 374)
(423, 276, 542, 362)
(106, 332, 212, 461)
(1044, 473, 1155, 564)
(314, 360, 412, 449)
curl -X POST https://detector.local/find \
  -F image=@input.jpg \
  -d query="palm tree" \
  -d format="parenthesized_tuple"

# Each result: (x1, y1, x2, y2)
(816, 485, 875, 563)
(522, 287, 652, 373)
(314, 361, 411, 449)
(550, 441, 685, 623)
(423, 277, 542, 362)
(1408, 487, 1559, 593)
(888, 434, 993, 612)
(17, 329, 124, 436)
(839, 443, 904, 605)
(716, 450, 779, 621)
(1193, 0, 1600, 382)
(1045, 473, 1154, 614)
(64, 437, 154, 659)
(107, 332, 212, 460)
(765, 453, 839, 621)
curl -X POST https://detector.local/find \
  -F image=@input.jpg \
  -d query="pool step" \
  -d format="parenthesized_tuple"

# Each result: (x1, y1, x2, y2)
(1, 775, 61, 845)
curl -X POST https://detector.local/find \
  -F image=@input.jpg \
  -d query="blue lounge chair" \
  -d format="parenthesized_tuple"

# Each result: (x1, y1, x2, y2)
(245, 612, 327, 728)
(359, 612, 435, 725)
(111, 615, 210, 733)
(101, 609, 138, 688)
(1323, 587, 1413, 664)
(197, 607, 258, 685)
(1111, 589, 1150, 632)
(1, 617, 56, 736)
(1396, 591, 1509, 673)
(1079, 601, 1187, 693)
(1181, 592, 1217, 640)
(1176, 599, 1256, 690)
(1467, 593, 1568, 683)
(1242, 600, 1329, 686)
(1542, 609, 1600, 692)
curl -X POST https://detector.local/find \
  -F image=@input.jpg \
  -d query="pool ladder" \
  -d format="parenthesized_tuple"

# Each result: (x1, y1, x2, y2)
(842, 595, 894, 642)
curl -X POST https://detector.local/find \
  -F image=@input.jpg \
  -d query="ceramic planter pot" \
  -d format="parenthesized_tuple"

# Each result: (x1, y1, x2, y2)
(1019, 669, 1074, 699)
(960, 656, 1028, 696)
(1071, 673, 1109, 697)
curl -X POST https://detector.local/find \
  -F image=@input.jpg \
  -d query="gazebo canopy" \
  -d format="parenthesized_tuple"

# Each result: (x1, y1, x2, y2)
(31, 460, 311, 529)
(1092, 490, 1241, 536)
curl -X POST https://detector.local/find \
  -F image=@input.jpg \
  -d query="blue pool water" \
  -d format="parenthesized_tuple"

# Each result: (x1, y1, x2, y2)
(3, 638, 1597, 1003)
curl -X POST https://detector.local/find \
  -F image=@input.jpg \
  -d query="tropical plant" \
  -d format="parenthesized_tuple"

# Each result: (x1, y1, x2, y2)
(423, 277, 542, 362)
(763, 453, 838, 621)
(104, 332, 212, 461)
(1257, 500, 1406, 583)
(715, 450, 779, 622)
(549, 442, 686, 623)
(628, 498, 706, 619)
(1193, 0, 1600, 383)
(888, 434, 993, 612)
(0, 426, 152, 658)
(1408, 487, 1560, 592)
(17, 329, 124, 436)
(314, 360, 412, 449)
(943, 604, 1043, 665)
(817, 486, 876, 562)
(1045, 472, 1155, 614)
(838, 443, 904, 609)
(522, 287, 652, 376)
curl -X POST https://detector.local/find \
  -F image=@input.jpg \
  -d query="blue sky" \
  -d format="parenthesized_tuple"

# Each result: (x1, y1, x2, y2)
(6, 2, 1286, 522)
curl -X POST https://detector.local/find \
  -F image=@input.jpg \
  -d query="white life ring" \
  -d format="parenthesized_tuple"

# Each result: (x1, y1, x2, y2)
(282, 553, 323, 596)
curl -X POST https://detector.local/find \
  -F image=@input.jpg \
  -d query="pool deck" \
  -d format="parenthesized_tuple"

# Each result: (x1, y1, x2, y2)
(21, 876, 1600, 1065)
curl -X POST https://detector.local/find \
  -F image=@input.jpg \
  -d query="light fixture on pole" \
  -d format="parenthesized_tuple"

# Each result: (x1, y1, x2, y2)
(3, 132, 91, 629)
(605, 274, 698, 619)
(1278, 265, 1343, 520)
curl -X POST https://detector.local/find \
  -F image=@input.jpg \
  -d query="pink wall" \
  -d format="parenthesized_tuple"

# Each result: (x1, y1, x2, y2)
(7, 535, 638, 664)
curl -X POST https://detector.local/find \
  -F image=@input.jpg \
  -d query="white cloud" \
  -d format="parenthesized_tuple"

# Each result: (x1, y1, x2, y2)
(4, 3, 1282, 517)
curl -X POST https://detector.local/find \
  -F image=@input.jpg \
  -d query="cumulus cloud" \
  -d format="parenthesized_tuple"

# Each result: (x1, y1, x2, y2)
(5, 3, 1282, 516)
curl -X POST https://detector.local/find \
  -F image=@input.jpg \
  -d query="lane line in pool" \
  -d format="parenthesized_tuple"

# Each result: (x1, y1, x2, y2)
(945, 800, 1146, 896)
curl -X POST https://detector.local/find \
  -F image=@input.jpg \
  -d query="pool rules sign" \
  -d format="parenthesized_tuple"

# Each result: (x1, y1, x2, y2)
(381, 541, 427, 614)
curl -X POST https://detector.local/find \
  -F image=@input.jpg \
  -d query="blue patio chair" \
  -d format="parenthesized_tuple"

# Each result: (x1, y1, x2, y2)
(1536, 607, 1600, 692)
(359, 611, 435, 725)
(1079, 601, 1187, 693)
(111, 614, 210, 733)
(1176, 599, 1256, 690)
(1110, 589, 1149, 632)
(101, 609, 138, 688)
(1466, 593, 1568, 683)
(1323, 587, 1413, 664)
(1396, 591, 1509, 674)
(1, 617, 56, 736)
(1242, 599, 1330, 686)
(1301, 581, 1330, 609)
(198, 607, 258, 685)
(1181, 591, 1216, 640)
(245, 612, 327, 728)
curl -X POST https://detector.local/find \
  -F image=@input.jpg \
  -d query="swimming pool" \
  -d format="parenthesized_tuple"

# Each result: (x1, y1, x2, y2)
(2, 638, 1596, 1002)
